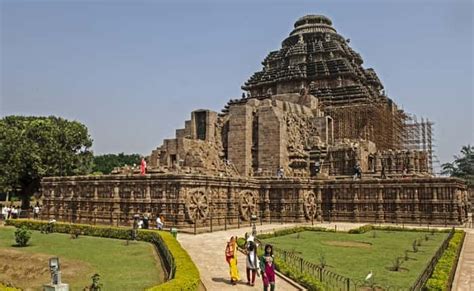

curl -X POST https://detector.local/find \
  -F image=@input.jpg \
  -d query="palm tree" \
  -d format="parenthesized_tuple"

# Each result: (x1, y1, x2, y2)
(441, 145, 474, 185)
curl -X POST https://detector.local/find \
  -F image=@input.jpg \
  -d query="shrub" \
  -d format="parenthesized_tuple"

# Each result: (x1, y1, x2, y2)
(319, 253, 327, 269)
(390, 257, 402, 272)
(6, 219, 200, 291)
(14, 226, 32, 247)
(236, 237, 246, 249)
(412, 240, 419, 253)
(348, 224, 374, 234)
(424, 231, 465, 290)
(0, 282, 21, 291)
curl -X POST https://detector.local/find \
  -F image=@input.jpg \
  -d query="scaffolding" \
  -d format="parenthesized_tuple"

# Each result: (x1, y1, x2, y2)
(403, 114, 436, 173)
(324, 98, 407, 151)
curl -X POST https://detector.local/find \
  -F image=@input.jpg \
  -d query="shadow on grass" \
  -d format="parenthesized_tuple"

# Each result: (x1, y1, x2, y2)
(11, 244, 32, 248)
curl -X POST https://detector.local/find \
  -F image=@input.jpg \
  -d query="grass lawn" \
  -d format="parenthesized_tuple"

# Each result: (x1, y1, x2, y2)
(0, 226, 164, 290)
(263, 230, 448, 288)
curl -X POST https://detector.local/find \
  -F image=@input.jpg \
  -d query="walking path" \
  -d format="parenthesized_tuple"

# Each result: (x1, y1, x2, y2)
(178, 223, 304, 291)
(452, 228, 474, 291)
(178, 222, 369, 291)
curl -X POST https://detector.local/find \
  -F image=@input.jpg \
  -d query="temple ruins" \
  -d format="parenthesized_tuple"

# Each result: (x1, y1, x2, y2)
(40, 15, 470, 226)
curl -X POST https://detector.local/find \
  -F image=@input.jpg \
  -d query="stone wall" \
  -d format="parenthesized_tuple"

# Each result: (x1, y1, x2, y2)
(40, 174, 470, 227)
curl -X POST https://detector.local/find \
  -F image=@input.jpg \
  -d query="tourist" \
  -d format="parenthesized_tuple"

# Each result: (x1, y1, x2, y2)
(140, 158, 147, 175)
(381, 161, 387, 179)
(245, 236, 259, 286)
(33, 203, 41, 219)
(276, 167, 284, 179)
(353, 163, 362, 180)
(143, 214, 149, 229)
(0, 204, 4, 220)
(137, 217, 144, 229)
(260, 244, 276, 291)
(156, 215, 164, 230)
(225, 236, 240, 285)
(4, 205, 11, 219)
(11, 206, 18, 219)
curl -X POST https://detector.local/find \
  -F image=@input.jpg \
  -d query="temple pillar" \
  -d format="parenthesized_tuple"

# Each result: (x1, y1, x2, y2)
(375, 152, 382, 173)
(263, 187, 271, 222)
(296, 188, 305, 222)
(353, 187, 360, 223)
(376, 187, 385, 223)
(395, 187, 401, 223)
(316, 188, 322, 222)
(112, 185, 121, 226)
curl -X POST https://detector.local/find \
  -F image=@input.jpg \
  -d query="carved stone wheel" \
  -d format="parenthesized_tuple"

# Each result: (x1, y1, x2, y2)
(185, 190, 210, 223)
(239, 191, 258, 220)
(304, 191, 317, 219)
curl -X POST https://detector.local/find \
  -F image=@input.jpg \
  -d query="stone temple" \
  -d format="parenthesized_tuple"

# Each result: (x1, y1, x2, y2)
(40, 15, 470, 227)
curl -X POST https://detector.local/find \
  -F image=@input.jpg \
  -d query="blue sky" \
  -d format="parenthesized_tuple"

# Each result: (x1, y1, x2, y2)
(1, 0, 473, 170)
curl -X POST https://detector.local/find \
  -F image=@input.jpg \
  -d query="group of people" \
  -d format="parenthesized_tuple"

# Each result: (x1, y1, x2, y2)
(0, 202, 41, 220)
(225, 235, 276, 290)
(1, 204, 21, 220)
(133, 213, 165, 230)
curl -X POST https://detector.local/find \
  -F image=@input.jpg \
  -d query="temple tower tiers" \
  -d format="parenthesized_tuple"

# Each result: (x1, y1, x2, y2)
(148, 15, 431, 178)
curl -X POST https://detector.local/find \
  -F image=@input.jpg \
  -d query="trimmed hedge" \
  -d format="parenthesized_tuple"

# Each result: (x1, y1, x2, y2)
(0, 283, 21, 291)
(274, 257, 324, 291)
(5, 219, 200, 291)
(424, 230, 465, 291)
(348, 224, 451, 234)
(257, 226, 332, 240)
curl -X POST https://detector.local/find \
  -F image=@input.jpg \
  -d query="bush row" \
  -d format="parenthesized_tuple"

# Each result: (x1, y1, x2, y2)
(257, 226, 332, 240)
(348, 224, 451, 234)
(0, 282, 21, 291)
(423, 231, 465, 291)
(5, 219, 200, 291)
(274, 257, 324, 291)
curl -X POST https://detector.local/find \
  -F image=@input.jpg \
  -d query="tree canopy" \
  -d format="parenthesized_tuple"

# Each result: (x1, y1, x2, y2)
(441, 145, 474, 186)
(92, 153, 141, 174)
(0, 116, 93, 207)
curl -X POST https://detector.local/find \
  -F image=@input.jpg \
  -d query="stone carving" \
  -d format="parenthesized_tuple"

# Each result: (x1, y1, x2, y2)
(239, 191, 258, 220)
(303, 191, 317, 219)
(185, 189, 210, 223)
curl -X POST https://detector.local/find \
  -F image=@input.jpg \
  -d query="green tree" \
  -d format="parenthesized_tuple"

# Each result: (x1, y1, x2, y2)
(92, 153, 141, 174)
(441, 145, 474, 186)
(0, 116, 93, 208)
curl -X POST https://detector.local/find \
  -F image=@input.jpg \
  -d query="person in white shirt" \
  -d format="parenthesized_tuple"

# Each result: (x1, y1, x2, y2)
(156, 215, 164, 230)
(33, 204, 40, 219)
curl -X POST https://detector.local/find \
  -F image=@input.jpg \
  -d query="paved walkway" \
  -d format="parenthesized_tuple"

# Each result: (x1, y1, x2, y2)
(453, 228, 474, 291)
(178, 222, 369, 291)
(178, 223, 304, 291)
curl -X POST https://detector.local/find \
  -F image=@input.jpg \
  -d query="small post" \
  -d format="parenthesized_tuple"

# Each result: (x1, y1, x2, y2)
(225, 215, 227, 230)
(346, 278, 350, 291)
(194, 220, 197, 235)
(238, 216, 240, 229)
(335, 225, 337, 232)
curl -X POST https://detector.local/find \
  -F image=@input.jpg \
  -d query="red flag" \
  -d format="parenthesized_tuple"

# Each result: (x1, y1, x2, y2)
(140, 158, 147, 175)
